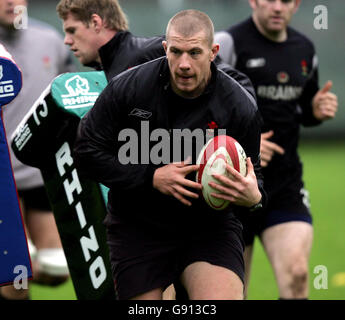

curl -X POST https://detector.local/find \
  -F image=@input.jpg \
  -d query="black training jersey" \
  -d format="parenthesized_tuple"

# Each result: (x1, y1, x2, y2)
(215, 17, 321, 207)
(74, 57, 265, 229)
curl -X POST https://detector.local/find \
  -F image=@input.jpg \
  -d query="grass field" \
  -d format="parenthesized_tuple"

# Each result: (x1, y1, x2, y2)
(30, 141, 345, 300)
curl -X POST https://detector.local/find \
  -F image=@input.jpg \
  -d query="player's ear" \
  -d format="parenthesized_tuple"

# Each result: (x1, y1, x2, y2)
(210, 43, 219, 62)
(248, 0, 257, 10)
(162, 41, 168, 53)
(294, 0, 302, 13)
(90, 14, 103, 33)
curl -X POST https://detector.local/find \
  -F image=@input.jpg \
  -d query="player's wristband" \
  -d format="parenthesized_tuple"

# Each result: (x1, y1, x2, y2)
(249, 198, 263, 212)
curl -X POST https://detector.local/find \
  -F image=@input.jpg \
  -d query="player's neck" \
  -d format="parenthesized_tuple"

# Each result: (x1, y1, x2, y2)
(101, 28, 118, 48)
(95, 29, 118, 64)
(252, 15, 287, 43)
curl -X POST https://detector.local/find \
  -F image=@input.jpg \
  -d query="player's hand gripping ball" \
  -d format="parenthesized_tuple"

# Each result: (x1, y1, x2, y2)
(196, 135, 247, 210)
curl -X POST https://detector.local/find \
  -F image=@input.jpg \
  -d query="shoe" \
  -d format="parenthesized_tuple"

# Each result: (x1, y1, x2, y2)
(36, 248, 69, 277)
(27, 239, 37, 261)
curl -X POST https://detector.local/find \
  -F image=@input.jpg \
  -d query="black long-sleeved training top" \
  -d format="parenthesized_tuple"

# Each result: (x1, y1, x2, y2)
(216, 18, 321, 207)
(74, 57, 265, 228)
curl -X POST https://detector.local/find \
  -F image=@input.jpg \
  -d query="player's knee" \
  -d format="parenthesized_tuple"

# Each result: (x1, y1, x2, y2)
(288, 258, 308, 295)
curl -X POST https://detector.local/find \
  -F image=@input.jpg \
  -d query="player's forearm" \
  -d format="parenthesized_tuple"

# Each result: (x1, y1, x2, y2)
(74, 130, 157, 191)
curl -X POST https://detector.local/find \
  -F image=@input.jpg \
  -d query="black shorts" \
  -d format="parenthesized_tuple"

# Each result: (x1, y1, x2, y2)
(239, 187, 312, 246)
(18, 186, 51, 212)
(105, 216, 245, 300)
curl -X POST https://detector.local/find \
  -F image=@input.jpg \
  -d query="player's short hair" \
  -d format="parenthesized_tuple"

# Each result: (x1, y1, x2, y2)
(166, 10, 214, 47)
(56, 0, 128, 31)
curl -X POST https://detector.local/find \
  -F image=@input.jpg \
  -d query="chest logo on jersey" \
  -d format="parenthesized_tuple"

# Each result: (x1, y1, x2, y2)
(301, 60, 308, 76)
(257, 85, 303, 101)
(277, 72, 289, 84)
(246, 58, 266, 68)
(129, 108, 152, 119)
(206, 121, 219, 137)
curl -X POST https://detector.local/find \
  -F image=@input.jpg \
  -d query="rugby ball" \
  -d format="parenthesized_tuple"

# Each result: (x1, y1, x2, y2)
(196, 135, 247, 210)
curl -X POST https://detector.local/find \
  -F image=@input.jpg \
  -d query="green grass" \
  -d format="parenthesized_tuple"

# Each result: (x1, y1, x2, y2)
(30, 278, 76, 300)
(30, 142, 345, 300)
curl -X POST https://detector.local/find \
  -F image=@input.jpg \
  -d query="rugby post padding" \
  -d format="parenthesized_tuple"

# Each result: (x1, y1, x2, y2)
(0, 44, 32, 287)
(11, 71, 115, 299)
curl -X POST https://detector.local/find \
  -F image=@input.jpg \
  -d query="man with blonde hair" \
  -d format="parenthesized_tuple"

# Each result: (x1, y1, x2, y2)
(57, 1, 259, 299)
(73, 9, 265, 300)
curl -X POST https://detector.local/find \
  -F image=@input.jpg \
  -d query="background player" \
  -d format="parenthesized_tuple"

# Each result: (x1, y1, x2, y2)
(0, 0, 75, 299)
(215, 0, 338, 299)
